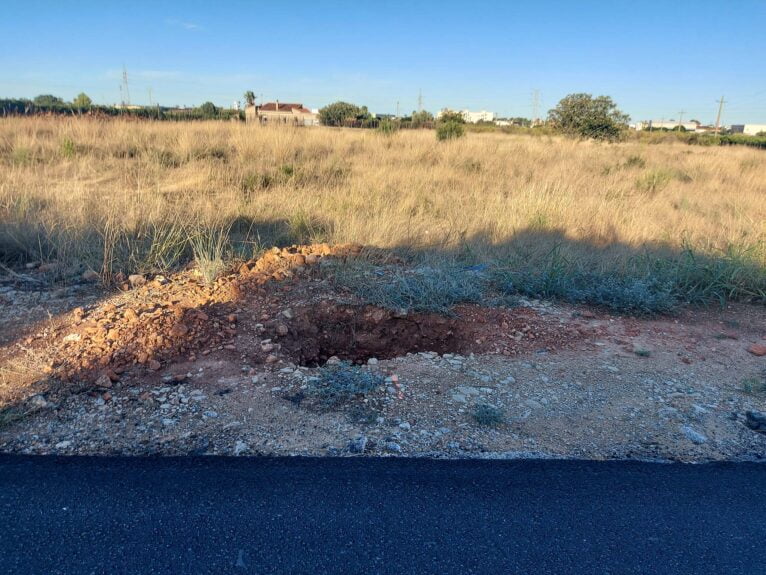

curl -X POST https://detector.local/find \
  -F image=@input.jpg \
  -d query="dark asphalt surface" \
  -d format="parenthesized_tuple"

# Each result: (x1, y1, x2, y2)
(0, 456, 764, 574)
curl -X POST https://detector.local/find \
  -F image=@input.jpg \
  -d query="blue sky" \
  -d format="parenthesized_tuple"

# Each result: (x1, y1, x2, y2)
(1, 0, 764, 123)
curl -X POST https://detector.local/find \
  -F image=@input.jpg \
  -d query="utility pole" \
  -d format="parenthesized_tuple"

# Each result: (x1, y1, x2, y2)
(714, 96, 726, 134)
(396, 100, 400, 118)
(677, 109, 685, 130)
(417, 89, 423, 113)
(148, 87, 153, 107)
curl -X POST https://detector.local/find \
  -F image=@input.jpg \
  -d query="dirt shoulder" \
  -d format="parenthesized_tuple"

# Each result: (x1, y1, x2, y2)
(1, 246, 765, 461)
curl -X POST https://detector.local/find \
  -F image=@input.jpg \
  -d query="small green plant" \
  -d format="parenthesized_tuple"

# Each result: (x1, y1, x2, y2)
(624, 155, 646, 168)
(188, 223, 231, 285)
(436, 121, 465, 141)
(330, 263, 487, 315)
(742, 373, 766, 394)
(60, 137, 76, 158)
(636, 169, 673, 194)
(279, 163, 295, 178)
(472, 403, 505, 427)
(377, 118, 399, 135)
(634, 349, 651, 357)
(307, 363, 385, 407)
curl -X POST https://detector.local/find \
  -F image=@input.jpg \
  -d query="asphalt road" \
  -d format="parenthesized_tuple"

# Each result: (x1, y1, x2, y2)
(1, 456, 764, 574)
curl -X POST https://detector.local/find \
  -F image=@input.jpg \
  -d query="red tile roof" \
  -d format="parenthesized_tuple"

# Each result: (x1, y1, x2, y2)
(259, 102, 313, 113)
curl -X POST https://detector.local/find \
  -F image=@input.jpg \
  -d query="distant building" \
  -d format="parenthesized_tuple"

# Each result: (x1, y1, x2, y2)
(245, 101, 318, 126)
(730, 124, 766, 136)
(636, 120, 700, 131)
(436, 108, 495, 123)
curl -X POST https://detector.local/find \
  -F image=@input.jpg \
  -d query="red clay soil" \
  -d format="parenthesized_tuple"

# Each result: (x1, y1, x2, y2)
(16, 244, 599, 396)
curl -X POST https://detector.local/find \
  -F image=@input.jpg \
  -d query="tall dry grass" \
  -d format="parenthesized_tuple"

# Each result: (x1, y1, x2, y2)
(0, 117, 764, 306)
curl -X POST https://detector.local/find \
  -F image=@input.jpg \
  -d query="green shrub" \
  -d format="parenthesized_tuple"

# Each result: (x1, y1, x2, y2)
(436, 121, 465, 141)
(472, 403, 505, 427)
(307, 363, 385, 407)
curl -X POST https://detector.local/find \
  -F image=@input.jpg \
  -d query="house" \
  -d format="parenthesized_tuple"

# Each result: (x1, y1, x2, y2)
(730, 124, 766, 136)
(245, 101, 319, 126)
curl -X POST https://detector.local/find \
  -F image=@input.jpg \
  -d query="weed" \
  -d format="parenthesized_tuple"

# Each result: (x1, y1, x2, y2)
(60, 137, 76, 158)
(742, 372, 766, 394)
(634, 349, 651, 357)
(472, 403, 505, 427)
(188, 223, 231, 284)
(636, 169, 673, 194)
(331, 263, 487, 315)
(624, 155, 646, 168)
(307, 363, 385, 407)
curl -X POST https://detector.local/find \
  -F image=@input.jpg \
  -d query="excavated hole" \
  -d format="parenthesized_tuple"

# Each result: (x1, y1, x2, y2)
(284, 305, 474, 367)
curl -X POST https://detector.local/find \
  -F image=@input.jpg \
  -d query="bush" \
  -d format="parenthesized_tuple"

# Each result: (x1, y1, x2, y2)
(436, 121, 465, 141)
(472, 403, 505, 427)
(330, 263, 486, 315)
(377, 118, 399, 135)
(307, 363, 385, 407)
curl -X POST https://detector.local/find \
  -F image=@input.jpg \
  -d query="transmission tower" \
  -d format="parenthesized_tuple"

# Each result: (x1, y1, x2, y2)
(121, 65, 131, 107)
(532, 89, 540, 124)
(417, 89, 423, 113)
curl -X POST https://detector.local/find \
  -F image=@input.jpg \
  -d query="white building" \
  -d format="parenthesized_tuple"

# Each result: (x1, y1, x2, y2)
(436, 108, 495, 123)
(730, 124, 766, 136)
(636, 120, 700, 131)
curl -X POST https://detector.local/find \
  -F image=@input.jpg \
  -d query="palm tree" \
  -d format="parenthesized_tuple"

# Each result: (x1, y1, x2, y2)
(243, 91, 256, 107)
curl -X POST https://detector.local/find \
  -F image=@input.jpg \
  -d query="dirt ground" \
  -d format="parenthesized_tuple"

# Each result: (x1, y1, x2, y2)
(1, 245, 765, 461)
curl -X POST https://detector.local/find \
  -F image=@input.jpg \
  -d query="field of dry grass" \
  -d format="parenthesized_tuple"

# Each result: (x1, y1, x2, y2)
(1, 117, 764, 310)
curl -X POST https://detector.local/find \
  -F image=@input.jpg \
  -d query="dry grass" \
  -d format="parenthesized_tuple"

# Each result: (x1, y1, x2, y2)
(1, 117, 764, 308)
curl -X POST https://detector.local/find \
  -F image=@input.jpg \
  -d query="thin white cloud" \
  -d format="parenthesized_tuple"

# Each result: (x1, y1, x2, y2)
(166, 19, 202, 31)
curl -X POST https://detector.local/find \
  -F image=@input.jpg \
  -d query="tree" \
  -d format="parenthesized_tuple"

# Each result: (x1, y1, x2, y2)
(199, 101, 218, 118)
(33, 94, 64, 107)
(243, 91, 256, 106)
(73, 93, 92, 108)
(547, 93, 629, 141)
(437, 110, 466, 124)
(318, 101, 366, 126)
(411, 110, 434, 128)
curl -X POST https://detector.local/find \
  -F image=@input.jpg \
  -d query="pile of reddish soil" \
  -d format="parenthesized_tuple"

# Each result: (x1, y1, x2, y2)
(18, 244, 598, 395)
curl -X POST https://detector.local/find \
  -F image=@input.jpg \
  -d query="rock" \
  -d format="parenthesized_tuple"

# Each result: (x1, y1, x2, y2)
(62, 333, 81, 343)
(203, 411, 219, 419)
(501, 376, 516, 385)
(680, 425, 708, 444)
(367, 358, 378, 366)
(275, 324, 289, 336)
(233, 440, 249, 456)
(95, 374, 113, 389)
(55, 440, 72, 449)
(451, 393, 467, 404)
(81, 269, 100, 282)
(128, 274, 146, 289)
(524, 399, 543, 409)
(265, 354, 279, 364)
(745, 411, 766, 432)
(348, 435, 367, 453)
(398, 422, 411, 431)
(747, 344, 766, 357)
(28, 394, 51, 410)
(385, 442, 402, 453)
(161, 418, 176, 427)
(281, 308, 294, 319)
(148, 360, 161, 371)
